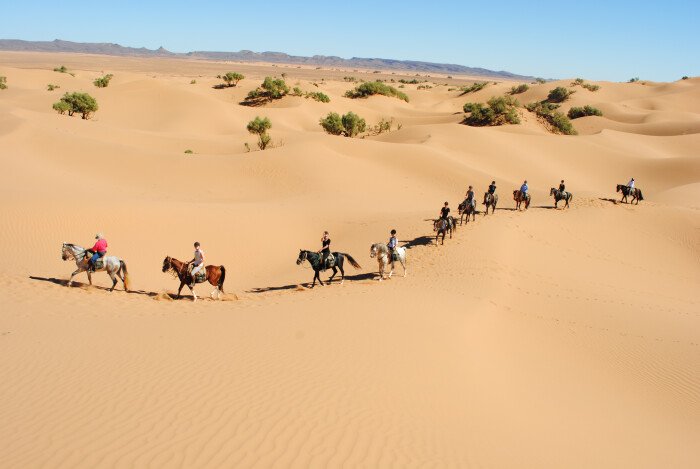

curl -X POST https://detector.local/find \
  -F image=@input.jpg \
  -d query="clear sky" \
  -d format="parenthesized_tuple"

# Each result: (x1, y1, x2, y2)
(1, 0, 698, 81)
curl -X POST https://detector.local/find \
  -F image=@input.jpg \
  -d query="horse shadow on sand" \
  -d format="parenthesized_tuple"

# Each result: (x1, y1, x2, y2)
(29, 276, 168, 298)
(248, 271, 377, 294)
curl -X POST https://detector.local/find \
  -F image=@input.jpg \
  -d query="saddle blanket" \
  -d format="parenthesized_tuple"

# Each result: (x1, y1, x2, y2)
(191, 268, 207, 283)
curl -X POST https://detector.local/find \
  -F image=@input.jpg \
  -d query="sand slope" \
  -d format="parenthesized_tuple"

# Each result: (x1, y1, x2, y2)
(1, 52, 699, 468)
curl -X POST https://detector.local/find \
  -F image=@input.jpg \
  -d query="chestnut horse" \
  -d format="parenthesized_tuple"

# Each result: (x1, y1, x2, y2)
(616, 184, 644, 204)
(162, 256, 226, 301)
(513, 190, 531, 210)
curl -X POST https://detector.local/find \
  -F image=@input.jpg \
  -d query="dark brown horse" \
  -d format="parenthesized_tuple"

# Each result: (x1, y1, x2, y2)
(483, 192, 498, 215)
(162, 256, 226, 301)
(458, 199, 477, 224)
(513, 190, 530, 210)
(433, 216, 456, 245)
(550, 187, 573, 208)
(616, 184, 643, 204)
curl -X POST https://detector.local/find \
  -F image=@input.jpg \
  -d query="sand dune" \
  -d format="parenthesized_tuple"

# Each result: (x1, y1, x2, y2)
(1, 52, 699, 468)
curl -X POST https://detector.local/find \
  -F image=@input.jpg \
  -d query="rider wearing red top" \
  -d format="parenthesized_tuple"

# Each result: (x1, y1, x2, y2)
(88, 233, 108, 272)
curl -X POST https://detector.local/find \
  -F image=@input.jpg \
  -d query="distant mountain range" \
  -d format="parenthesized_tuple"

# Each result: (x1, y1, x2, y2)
(0, 39, 536, 80)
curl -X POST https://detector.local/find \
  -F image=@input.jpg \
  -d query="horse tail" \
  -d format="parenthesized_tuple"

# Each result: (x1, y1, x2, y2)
(218, 266, 226, 293)
(120, 260, 131, 291)
(637, 189, 644, 201)
(343, 253, 362, 269)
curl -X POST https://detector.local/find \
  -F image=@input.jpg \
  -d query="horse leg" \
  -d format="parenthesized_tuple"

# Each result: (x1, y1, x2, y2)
(328, 266, 337, 283)
(177, 281, 185, 299)
(401, 258, 407, 277)
(338, 264, 345, 285)
(189, 285, 198, 302)
(109, 271, 117, 292)
(87, 270, 93, 285)
(68, 268, 82, 287)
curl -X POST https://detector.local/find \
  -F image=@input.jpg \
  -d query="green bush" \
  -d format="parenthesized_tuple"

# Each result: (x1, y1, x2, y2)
(319, 111, 366, 137)
(221, 72, 244, 87)
(342, 112, 366, 136)
(47, 84, 60, 91)
(93, 74, 113, 88)
(319, 112, 345, 135)
(306, 91, 330, 103)
(459, 82, 488, 95)
(463, 96, 520, 126)
(682, 76, 689, 80)
(582, 83, 600, 91)
(291, 86, 303, 97)
(53, 66, 68, 73)
(190, 79, 197, 84)
(0, 76, 6, 90)
(344, 81, 409, 102)
(567, 105, 603, 119)
(398, 78, 421, 84)
(509, 83, 529, 95)
(343, 76, 357, 82)
(247, 116, 272, 150)
(629, 77, 640, 83)
(52, 101, 70, 114)
(526, 101, 576, 135)
(53, 92, 98, 119)
(572, 78, 585, 86)
(246, 77, 289, 103)
(184, 149, 194, 154)
(547, 86, 575, 103)
(534, 78, 546, 84)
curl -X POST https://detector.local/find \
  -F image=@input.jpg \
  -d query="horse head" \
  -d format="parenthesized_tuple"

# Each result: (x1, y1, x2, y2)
(370, 244, 379, 258)
(616, 184, 622, 193)
(162, 256, 172, 273)
(296, 250, 307, 265)
(513, 190, 519, 199)
(550, 188, 556, 196)
(61, 243, 70, 260)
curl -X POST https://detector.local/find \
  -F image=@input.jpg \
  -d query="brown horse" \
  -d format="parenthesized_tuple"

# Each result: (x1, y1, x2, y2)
(513, 190, 530, 210)
(433, 216, 456, 245)
(616, 184, 643, 204)
(483, 192, 498, 215)
(458, 198, 477, 224)
(162, 256, 226, 301)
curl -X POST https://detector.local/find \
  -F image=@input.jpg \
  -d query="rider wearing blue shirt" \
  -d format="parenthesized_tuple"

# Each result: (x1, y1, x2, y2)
(520, 180, 529, 197)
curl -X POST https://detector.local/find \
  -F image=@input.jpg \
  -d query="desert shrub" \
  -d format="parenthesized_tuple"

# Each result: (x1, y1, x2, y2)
(344, 81, 409, 102)
(52, 101, 70, 114)
(572, 78, 585, 86)
(247, 116, 272, 150)
(463, 95, 520, 126)
(459, 82, 488, 95)
(547, 86, 574, 103)
(417, 84, 432, 90)
(319, 112, 344, 135)
(582, 83, 600, 91)
(567, 105, 602, 119)
(344, 76, 357, 82)
(399, 78, 420, 84)
(54, 66, 68, 73)
(629, 77, 639, 83)
(682, 76, 689, 80)
(341, 112, 366, 137)
(398, 84, 405, 88)
(47, 84, 60, 91)
(509, 84, 529, 95)
(534, 78, 546, 84)
(184, 149, 194, 154)
(244, 77, 289, 104)
(306, 91, 330, 103)
(190, 79, 197, 84)
(222, 72, 244, 87)
(53, 92, 98, 119)
(526, 101, 576, 135)
(319, 111, 366, 137)
(291, 87, 303, 97)
(0, 76, 6, 90)
(93, 74, 113, 88)
(370, 117, 394, 135)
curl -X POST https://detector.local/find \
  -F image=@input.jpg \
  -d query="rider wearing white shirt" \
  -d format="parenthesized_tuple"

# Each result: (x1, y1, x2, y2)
(627, 178, 635, 189)
(189, 242, 205, 288)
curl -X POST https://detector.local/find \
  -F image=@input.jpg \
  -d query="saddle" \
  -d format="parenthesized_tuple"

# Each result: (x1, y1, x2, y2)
(188, 265, 208, 283)
(85, 250, 105, 269)
(323, 253, 336, 269)
(391, 251, 399, 262)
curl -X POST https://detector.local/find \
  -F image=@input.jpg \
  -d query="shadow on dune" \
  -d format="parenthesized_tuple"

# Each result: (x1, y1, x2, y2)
(29, 275, 157, 297)
(402, 235, 434, 248)
(532, 205, 557, 210)
(248, 272, 377, 294)
(599, 197, 620, 204)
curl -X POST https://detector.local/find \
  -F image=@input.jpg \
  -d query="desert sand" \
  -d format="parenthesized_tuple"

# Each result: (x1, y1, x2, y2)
(0, 51, 699, 468)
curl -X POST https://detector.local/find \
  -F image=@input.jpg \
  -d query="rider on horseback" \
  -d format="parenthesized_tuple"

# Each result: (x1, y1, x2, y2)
(559, 180, 566, 193)
(465, 186, 476, 210)
(388, 229, 397, 267)
(627, 177, 635, 191)
(189, 242, 205, 288)
(87, 233, 107, 272)
(318, 231, 331, 271)
(520, 180, 529, 199)
(440, 202, 450, 220)
(484, 180, 496, 204)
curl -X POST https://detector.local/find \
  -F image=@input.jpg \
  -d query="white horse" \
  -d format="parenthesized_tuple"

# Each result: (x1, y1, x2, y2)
(370, 243, 407, 281)
(61, 243, 130, 291)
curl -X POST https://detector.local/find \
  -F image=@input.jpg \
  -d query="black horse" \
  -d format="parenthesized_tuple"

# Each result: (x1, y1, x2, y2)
(296, 250, 362, 287)
(550, 187, 573, 208)
(616, 184, 643, 204)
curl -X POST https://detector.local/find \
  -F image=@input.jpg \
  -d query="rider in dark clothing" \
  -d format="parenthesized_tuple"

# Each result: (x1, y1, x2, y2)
(559, 180, 566, 193)
(318, 231, 331, 270)
(485, 181, 496, 204)
(440, 202, 450, 220)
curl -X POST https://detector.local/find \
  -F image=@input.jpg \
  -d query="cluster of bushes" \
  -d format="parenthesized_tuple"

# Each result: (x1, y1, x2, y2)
(247, 116, 272, 150)
(218, 72, 244, 87)
(343, 76, 358, 82)
(319, 112, 366, 137)
(525, 101, 576, 135)
(93, 74, 113, 88)
(0, 76, 6, 90)
(47, 84, 60, 91)
(571, 78, 600, 92)
(417, 84, 432, 90)
(509, 84, 529, 95)
(306, 91, 330, 103)
(244, 77, 290, 104)
(398, 78, 423, 84)
(52, 92, 98, 119)
(547, 86, 575, 103)
(54, 65, 68, 73)
(459, 82, 488, 95)
(682, 76, 689, 80)
(567, 105, 603, 119)
(344, 81, 409, 102)
(629, 77, 639, 83)
(463, 96, 520, 126)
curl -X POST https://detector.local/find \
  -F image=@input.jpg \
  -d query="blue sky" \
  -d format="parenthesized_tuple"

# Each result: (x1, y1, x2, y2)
(1, 0, 697, 81)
